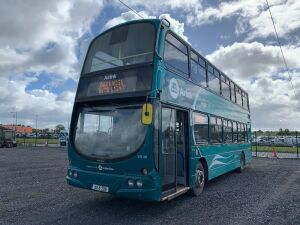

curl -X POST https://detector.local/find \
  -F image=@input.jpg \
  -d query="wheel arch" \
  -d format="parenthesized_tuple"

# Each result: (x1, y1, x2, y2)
(241, 150, 245, 162)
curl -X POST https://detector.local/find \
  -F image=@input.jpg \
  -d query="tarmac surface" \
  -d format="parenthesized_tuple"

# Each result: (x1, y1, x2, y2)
(1, 147, 300, 225)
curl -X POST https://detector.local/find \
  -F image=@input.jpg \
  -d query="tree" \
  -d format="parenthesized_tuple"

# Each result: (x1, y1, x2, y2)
(257, 130, 264, 136)
(43, 128, 49, 133)
(55, 124, 65, 133)
(284, 129, 290, 136)
(278, 128, 283, 136)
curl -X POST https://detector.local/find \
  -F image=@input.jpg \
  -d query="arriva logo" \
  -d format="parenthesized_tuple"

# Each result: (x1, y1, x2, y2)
(169, 78, 179, 99)
(98, 165, 103, 171)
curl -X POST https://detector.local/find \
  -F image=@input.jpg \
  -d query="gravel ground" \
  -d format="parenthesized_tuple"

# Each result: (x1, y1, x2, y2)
(0, 147, 300, 225)
(252, 151, 299, 159)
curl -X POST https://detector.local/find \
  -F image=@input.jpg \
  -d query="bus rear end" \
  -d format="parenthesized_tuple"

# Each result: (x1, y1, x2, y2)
(66, 20, 162, 201)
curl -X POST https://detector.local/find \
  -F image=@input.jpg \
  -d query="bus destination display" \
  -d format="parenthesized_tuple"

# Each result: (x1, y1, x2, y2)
(99, 79, 125, 94)
(76, 66, 153, 99)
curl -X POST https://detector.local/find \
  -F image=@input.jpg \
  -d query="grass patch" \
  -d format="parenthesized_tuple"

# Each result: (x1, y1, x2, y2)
(252, 145, 299, 153)
(16, 138, 59, 145)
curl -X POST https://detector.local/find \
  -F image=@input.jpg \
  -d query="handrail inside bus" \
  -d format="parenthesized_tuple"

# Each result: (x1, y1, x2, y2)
(90, 51, 154, 68)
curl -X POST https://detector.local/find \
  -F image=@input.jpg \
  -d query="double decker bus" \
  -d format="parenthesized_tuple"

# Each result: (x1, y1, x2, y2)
(67, 19, 252, 201)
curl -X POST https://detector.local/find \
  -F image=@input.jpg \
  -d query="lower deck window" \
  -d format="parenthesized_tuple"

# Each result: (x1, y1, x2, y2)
(193, 112, 208, 145)
(193, 112, 249, 145)
(233, 122, 238, 143)
(210, 117, 222, 143)
(223, 120, 233, 143)
(239, 124, 245, 142)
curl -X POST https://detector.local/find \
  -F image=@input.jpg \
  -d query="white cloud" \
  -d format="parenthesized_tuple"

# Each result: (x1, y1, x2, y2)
(207, 42, 300, 80)
(0, 0, 104, 80)
(185, 0, 300, 42)
(207, 41, 300, 130)
(247, 0, 300, 40)
(0, 76, 75, 129)
(115, 0, 201, 14)
(247, 73, 300, 130)
(186, 0, 263, 27)
(103, 12, 188, 41)
(159, 14, 188, 41)
(102, 11, 155, 31)
(0, 0, 104, 128)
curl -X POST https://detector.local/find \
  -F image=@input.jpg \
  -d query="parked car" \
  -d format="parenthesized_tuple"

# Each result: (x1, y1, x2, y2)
(59, 131, 69, 146)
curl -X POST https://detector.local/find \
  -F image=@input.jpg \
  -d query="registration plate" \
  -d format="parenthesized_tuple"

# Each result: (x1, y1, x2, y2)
(91, 184, 109, 193)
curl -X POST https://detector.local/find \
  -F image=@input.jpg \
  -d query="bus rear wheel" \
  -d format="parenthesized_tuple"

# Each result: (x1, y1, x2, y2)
(236, 153, 245, 173)
(190, 162, 205, 196)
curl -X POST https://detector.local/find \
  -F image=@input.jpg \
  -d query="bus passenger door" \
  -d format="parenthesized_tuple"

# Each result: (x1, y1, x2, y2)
(161, 108, 176, 191)
(176, 111, 188, 187)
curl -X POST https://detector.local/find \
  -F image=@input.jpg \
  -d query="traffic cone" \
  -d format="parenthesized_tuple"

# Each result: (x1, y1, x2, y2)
(272, 148, 278, 158)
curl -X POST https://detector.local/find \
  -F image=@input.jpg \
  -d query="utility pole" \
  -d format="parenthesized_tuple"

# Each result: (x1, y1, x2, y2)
(35, 114, 38, 147)
(10, 111, 17, 132)
(67, 115, 70, 132)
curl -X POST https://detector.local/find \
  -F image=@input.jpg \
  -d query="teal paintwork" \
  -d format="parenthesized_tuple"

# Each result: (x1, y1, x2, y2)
(67, 18, 252, 202)
(161, 70, 249, 123)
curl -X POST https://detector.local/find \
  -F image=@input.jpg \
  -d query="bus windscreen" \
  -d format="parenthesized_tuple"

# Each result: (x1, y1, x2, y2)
(74, 105, 147, 160)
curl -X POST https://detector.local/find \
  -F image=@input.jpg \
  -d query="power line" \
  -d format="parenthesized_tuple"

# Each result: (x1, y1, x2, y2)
(265, 0, 298, 100)
(117, 0, 144, 19)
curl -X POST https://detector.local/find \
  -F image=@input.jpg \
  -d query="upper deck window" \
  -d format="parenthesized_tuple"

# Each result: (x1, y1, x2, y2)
(207, 65, 220, 94)
(164, 33, 188, 76)
(231, 82, 236, 102)
(242, 92, 249, 110)
(221, 74, 231, 100)
(236, 87, 243, 106)
(82, 22, 156, 74)
(190, 50, 206, 86)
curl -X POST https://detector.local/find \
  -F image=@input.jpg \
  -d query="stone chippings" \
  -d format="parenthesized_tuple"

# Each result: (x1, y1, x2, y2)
(0, 147, 299, 225)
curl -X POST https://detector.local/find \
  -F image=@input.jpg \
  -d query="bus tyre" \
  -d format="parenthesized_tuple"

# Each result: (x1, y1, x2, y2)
(6, 143, 12, 148)
(236, 153, 245, 173)
(190, 162, 205, 196)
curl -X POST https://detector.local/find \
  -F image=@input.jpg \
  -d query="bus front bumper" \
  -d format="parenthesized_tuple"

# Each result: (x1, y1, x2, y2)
(66, 168, 161, 202)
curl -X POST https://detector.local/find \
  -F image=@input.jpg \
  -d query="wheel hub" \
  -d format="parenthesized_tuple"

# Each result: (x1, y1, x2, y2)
(196, 169, 204, 187)
(241, 157, 245, 169)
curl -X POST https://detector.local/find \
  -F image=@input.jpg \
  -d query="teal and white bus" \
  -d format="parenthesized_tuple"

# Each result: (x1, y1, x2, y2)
(67, 19, 251, 201)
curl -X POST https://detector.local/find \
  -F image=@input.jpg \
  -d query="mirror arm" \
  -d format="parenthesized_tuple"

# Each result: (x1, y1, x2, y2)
(155, 51, 162, 61)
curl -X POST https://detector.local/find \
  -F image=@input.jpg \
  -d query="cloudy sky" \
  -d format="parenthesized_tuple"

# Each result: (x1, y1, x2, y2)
(0, 0, 299, 131)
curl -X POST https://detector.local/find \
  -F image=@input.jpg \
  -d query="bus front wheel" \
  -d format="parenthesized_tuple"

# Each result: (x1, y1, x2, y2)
(190, 162, 205, 196)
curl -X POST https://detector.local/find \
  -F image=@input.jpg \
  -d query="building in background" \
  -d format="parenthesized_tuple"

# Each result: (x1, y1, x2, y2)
(1, 125, 33, 133)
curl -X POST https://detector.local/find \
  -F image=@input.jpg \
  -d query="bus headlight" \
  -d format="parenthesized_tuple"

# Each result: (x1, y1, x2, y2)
(128, 179, 134, 187)
(136, 180, 143, 188)
(73, 172, 78, 178)
(141, 168, 148, 175)
(68, 171, 73, 176)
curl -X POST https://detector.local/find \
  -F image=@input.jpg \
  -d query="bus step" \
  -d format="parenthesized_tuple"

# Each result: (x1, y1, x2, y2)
(162, 187, 190, 201)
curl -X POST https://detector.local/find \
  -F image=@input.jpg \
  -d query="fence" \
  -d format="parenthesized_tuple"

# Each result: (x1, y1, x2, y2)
(252, 131, 299, 159)
(16, 135, 66, 147)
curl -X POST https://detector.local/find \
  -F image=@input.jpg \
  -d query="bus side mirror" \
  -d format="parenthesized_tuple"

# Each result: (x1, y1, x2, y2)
(142, 103, 153, 125)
